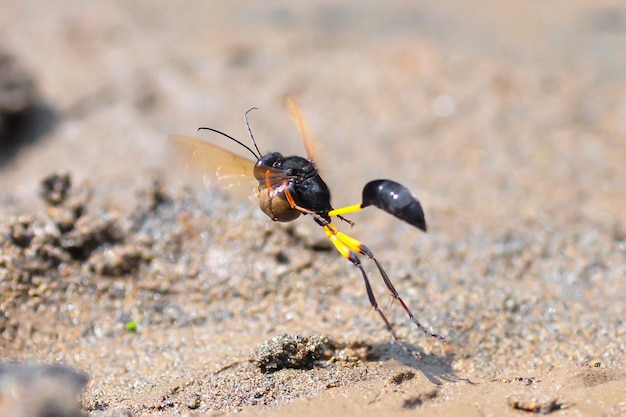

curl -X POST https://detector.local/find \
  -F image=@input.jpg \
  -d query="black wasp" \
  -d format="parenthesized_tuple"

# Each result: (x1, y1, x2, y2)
(171, 98, 445, 358)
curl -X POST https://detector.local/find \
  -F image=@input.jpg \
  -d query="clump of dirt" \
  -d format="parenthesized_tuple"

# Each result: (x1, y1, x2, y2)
(507, 394, 565, 414)
(0, 49, 37, 142)
(252, 334, 332, 372)
(0, 47, 59, 166)
(143, 335, 383, 414)
(0, 173, 160, 313)
(402, 388, 439, 409)
(0, 173, 185, 328)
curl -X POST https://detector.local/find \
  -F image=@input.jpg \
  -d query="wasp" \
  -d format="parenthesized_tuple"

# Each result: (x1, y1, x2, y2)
(171, 98, 444, 358)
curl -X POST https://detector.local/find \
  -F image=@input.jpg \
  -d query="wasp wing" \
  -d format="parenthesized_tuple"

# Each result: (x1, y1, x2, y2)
(170, 134, 287, 196)
(171, 134, 259, 194)
(286, 97, 316, 164)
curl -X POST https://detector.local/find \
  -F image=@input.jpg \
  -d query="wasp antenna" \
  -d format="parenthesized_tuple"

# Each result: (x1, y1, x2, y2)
(197, 126, 260, 160)
(244, 107, 263, 159)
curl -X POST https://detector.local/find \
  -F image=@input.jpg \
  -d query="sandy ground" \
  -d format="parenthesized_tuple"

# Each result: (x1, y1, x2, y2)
(1, 1, 625, 416)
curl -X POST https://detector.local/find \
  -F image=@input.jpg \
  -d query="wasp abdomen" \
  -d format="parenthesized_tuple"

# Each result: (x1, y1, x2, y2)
(361, 180, 427, 232)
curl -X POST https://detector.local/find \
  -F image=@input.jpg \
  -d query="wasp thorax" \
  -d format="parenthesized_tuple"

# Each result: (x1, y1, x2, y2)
(258, 185, 301, 222)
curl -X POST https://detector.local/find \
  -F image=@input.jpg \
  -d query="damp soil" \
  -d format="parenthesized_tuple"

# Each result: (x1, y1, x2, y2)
(1, 1, 625, 417)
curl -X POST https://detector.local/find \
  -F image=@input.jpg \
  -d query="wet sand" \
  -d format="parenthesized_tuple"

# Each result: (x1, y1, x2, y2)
(1, 1, 625, 416)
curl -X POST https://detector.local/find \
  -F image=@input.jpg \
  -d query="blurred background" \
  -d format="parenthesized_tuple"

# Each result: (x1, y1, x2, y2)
(1, 0, 625, 237)
(2, 3, 625, 414)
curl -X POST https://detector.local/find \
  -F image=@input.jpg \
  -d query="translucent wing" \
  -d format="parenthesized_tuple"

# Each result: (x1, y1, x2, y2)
(170, 134, 259, 193)
(170, 134, 286, 194)
(286, 97, 315, 164)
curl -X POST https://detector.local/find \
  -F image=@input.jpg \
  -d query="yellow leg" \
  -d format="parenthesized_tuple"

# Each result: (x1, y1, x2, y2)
(323, 224, 366, 257)
(324, 225, 352, 259)
(328, 203, 363, 218)
(322, 223, 446, 352)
